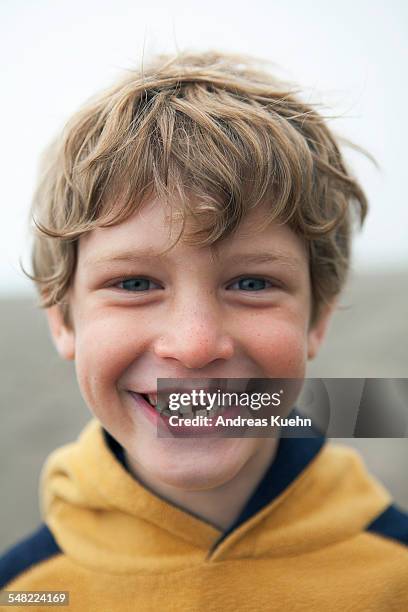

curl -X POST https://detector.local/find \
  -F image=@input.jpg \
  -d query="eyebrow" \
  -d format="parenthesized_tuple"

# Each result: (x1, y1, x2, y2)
(83, 248, 167, 267)
(217, 251, 302, 269)
(84, 248, 302, 269)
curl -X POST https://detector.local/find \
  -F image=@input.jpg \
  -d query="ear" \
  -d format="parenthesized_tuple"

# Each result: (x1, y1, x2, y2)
(46, 305, 75, 361)
(307, 300, 336, 360)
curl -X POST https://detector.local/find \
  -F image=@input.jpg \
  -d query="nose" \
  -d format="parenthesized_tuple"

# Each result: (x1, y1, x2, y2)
(153, 302, 235, 370)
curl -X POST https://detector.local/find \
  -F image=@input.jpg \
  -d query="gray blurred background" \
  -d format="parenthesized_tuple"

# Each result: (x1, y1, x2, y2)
(1, 271, 407, 553)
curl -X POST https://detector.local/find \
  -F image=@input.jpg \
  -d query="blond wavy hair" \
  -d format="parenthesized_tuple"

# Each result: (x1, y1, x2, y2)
(29, 51, 368, 325)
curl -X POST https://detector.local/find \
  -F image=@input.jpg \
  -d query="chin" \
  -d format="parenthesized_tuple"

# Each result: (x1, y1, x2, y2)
(143, 436, 256, 491)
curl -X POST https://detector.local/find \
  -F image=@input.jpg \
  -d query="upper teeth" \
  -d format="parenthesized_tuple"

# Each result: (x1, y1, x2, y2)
(147, 393, 157, 406)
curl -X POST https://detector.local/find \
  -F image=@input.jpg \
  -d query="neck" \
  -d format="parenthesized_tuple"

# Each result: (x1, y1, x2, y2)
(125, 438, 278, 531)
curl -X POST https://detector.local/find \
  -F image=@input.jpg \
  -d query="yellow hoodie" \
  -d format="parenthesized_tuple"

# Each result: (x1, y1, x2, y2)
(1, 419, 407, 611)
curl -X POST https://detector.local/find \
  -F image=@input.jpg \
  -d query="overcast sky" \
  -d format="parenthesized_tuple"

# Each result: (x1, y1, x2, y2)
(1, 0, 407, 294)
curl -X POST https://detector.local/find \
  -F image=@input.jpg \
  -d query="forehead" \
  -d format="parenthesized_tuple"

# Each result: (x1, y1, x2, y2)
(78, 197, 308, 270)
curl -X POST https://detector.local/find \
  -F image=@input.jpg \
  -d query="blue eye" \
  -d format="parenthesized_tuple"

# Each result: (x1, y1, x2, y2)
(118, 278, 158, 291)
(229, 277, 272, 291)
(115, 277, 273, 292)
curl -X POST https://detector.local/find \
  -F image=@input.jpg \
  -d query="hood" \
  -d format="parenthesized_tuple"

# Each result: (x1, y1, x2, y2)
(40, 419, 390, 575)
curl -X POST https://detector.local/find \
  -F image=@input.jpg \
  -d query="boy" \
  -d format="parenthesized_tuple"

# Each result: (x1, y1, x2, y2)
(0, 51, 407, 611)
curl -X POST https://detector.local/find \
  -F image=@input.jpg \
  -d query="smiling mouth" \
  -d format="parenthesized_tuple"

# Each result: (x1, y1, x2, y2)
(130, 391, 245, 419)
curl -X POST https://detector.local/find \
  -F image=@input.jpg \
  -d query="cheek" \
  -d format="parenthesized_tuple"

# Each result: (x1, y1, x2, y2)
(73, 310, 147, 411)
(243, 314, 308, 377)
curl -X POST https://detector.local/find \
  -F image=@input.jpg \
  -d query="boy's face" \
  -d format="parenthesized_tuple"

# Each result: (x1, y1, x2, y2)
(47, 197, 332, 491)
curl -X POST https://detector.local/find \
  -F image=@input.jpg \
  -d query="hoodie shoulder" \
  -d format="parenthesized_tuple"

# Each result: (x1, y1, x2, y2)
(0, 523, 61, 589)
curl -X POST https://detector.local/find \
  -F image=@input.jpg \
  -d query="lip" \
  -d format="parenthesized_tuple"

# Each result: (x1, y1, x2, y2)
(128, 391, 161, 426)
(133, 389, 220, 401)
(133, 385, 237, 395)
(129, 379, 251, 396)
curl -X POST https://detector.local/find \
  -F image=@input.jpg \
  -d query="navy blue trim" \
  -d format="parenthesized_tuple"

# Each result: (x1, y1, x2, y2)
(0, 523, 61, 588)
(367, 504, 408, 546)
(103, 428, 129, 472)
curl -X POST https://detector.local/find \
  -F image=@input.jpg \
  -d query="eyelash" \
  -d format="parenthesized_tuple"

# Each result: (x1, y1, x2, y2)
(114, 276, 276, 293)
